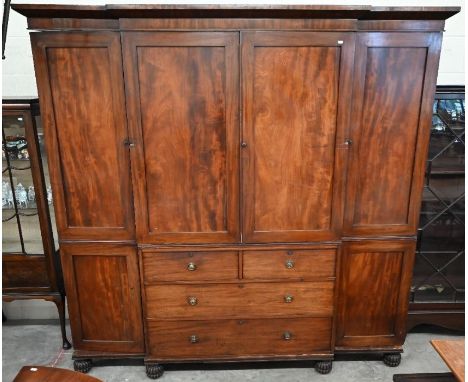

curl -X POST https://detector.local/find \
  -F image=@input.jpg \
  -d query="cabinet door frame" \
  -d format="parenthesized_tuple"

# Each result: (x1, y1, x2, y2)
(122, 32, 240, 244)
(336, 240, 416, 348)
(343, 32, 443, 236)
(241, 31, 355, 243)
(30, 32, 135, 241)
(60, 243, 144, 353)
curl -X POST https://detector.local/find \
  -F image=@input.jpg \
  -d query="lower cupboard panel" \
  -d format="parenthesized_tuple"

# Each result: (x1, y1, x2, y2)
(146, 318, 332, 359)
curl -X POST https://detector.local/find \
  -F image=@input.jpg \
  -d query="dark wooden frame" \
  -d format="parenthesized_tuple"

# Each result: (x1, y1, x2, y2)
(407, 85, 465, 333)
(2, 98, 71, 349)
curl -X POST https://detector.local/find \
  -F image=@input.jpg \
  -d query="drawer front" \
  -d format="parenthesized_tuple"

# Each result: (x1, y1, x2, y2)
(243, 249, 336, 279)
(145, 282, 333, 319)
(142, 251, 238, 282)
(147, 317, 332, 359)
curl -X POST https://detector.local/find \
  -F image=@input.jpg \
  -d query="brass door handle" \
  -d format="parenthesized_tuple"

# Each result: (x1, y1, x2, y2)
(187, 262, 197, 271)
(187, 296, 198, 306)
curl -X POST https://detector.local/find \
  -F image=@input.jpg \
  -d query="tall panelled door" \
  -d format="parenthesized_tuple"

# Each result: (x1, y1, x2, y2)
(17, 4, 459, 379)
(30, 32, 144, 353)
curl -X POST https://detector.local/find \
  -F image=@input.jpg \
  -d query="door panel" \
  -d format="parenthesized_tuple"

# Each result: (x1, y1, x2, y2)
(123, 32, 239, 244)
(60, 243, 144, 353)
(336, 240, 416, 348)
(241, 32, 355, 243)
(31, 32, 134, 240)
(344, 33, 443, 236)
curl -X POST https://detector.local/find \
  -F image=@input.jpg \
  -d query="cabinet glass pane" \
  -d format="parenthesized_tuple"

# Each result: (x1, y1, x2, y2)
(412, 91, 465, 303)
(35, 115, 58, 250)
(2, 114, 43, 254)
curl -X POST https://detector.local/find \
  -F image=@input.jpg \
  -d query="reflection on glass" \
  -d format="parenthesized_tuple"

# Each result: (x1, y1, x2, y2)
(412, 93, 465, 303)
(35, 115, 58, 250)
(2, 114, 44, 254)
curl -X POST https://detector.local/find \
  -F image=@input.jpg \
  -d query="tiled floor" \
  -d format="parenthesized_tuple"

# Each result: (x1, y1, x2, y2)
(2, 320, 463, 382)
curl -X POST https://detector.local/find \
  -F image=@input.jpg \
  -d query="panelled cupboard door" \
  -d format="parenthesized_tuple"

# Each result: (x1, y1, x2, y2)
(336, 240, 416, 348)
(241, 32, 355, 243)
(122, 32, 239, 244)
(60, 243, 144, 353)
(344, 33, 443, 236)
(30, 32, 135, 240)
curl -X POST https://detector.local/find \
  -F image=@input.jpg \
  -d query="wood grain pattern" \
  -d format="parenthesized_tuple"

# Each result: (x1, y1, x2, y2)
(431, 339, 465, 382)
(12, 4, 460, 21)
(142, 251, 239, 282)
(344, 32, 443, 236)
(242, 31, 355, 243)
(243, 249, 336, 279)
(146, 317, 332, 359)
(13, 366, 102, 382)
(2, 256, 49, 289)
(30, 32, 134, 240)
(336, 240, 416, 348)
(122, 32, 239, 244)
(145, 281, 334, 319)
(60, 243, 144, 353)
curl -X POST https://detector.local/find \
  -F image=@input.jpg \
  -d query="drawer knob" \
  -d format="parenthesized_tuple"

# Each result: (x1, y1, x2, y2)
(187, 262, 197, 271)
(187, 296, 198, 306)
(284, 294, 294, 303)
(189, 335, 199, 343)
(285, 259, 295, 269)
(283, 331, 292, 340)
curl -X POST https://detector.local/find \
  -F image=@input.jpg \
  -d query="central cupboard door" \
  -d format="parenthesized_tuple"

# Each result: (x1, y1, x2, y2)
(123, 33, 239, 244)
(241, 32, 355, 243)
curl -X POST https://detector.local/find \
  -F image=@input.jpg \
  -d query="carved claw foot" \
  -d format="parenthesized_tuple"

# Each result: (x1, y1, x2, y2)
(146, 363, 164, 379)
(74, 359, 92, 373)
(383, 353, 401, 367)
(315, 360, 332, 374)
(62, 338, 72, 350)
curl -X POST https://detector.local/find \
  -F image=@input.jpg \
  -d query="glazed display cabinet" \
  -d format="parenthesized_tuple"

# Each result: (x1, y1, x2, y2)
(408, 86, 465, 331)
(2, 97, 71, 349)
(12, 4, 460, 379)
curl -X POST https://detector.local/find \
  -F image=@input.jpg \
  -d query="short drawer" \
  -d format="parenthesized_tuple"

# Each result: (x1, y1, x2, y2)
(142, 251, 238, 282)
(147, 317, 332, 359)
(145, 281, 333, 319)
(243, 249, 336, 280)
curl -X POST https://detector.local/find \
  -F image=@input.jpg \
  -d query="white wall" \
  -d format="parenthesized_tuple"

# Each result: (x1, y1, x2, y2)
(1, 0, 465, 319)
(3, 0, 465, 98)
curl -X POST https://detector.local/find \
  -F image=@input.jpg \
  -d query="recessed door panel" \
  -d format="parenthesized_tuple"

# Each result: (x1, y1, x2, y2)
(336, 240, 416, 348)
(123, 32, 239, 244)
(242, 32, 355, 243)
(31, 32, 134, 240)
(60, 243, 144, 353)
(344, 33, 443, 236)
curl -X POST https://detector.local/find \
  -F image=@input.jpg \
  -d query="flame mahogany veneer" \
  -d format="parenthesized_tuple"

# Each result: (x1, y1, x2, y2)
(13, 4, 459, 378)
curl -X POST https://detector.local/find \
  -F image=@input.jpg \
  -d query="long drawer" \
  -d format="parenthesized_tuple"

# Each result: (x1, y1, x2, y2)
(145, 281, 334, 319)
(142, 251, 238, 282)
(243, 249, 336, 279)
(147, 317, 332, 359)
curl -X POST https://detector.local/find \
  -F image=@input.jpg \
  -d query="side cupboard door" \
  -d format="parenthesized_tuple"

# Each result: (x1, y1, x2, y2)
(344, 33, 443, 236)
(241, 32, 355, 243)
(123, 32, 240, 244)
(31, 32, 135, 241)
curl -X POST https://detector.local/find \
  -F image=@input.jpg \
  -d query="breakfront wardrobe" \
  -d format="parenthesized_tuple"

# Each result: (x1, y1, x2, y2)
(13, 4, 460, 378)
